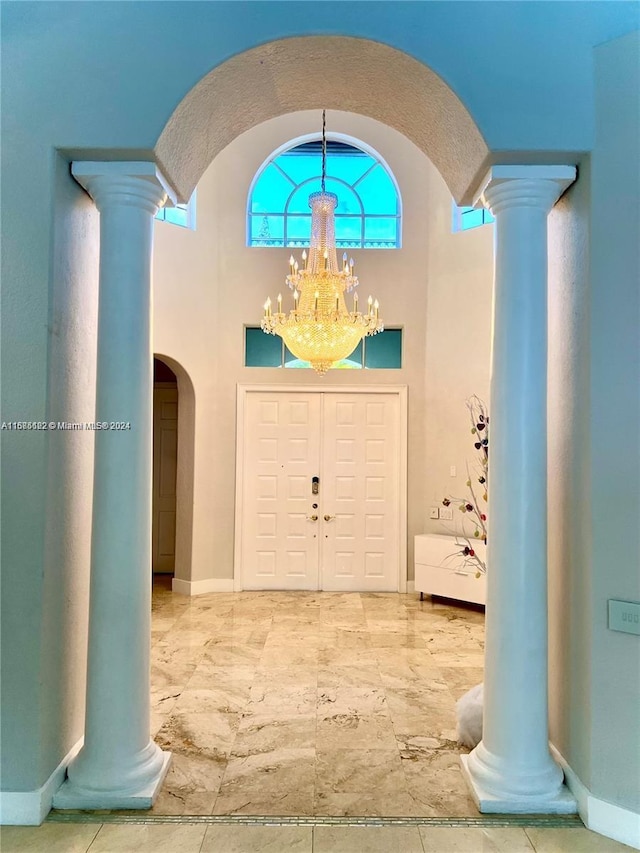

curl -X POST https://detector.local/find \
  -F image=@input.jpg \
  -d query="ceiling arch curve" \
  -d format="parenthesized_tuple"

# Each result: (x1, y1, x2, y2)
(155, 36, 489, 205)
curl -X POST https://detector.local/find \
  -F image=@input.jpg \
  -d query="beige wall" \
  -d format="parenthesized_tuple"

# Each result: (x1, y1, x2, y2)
(548, 30, 640, 818)
(153, 110, 493, 585)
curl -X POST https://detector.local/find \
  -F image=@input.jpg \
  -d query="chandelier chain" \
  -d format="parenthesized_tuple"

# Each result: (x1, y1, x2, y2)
(321, 109, 326, 193)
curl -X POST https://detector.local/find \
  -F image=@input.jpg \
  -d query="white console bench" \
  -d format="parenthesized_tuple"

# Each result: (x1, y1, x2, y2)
(414, 533, 486, 605)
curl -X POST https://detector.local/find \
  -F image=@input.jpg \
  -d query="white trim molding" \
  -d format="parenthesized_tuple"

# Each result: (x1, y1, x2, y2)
(172, 577, 234, 596)
(551, 745, 640, 850)
(0, 739, 82, 825)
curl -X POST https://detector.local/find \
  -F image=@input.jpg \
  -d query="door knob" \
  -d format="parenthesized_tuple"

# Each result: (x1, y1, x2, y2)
(307, 514, 318, 522)
(324, 514, 335, 522)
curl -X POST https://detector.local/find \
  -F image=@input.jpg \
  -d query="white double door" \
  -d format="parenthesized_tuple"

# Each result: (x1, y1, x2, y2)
(237, 389, 403, 591)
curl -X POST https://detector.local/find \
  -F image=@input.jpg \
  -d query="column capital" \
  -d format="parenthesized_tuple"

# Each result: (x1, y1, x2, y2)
(473, 165, 576, 217)
(71, 161, 177, 215)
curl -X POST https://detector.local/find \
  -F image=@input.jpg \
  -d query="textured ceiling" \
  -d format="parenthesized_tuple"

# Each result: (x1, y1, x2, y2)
(155, 37, 490, 205)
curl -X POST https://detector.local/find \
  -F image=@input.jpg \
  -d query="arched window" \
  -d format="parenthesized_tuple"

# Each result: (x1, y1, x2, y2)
(248, 138, 401, 249)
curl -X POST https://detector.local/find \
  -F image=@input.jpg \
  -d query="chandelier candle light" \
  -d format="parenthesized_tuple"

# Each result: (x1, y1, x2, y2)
(261, 112, 383, 374)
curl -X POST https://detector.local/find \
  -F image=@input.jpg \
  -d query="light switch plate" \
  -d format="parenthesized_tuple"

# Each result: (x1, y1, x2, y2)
(608, 599, 640, 636)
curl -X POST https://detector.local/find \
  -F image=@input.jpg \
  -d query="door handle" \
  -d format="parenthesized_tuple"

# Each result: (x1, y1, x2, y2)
(306, 515, 318, 522)
(323, 514, 335, 522)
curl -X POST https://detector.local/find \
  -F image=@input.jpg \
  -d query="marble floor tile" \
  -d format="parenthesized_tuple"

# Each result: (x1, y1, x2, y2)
(314, 789, 414, 817)
(374, 647, 437, 667)
(252, 664, 318, 686)
(378, 663, 447, 688)
(248, 683, 317, 714)
(313, 825, 424, 852)
(524, 827, 637, 852)
(220, 747, 316, 792)
(186, 664, 256, 690)
(259, 645, 319, 666)
(315, 748, 406, 795)
(318, 646, 379, 666)
(231, 712, 317, 754)
(423, 631, 484, 652)
(173, 685, 252, 715)
(0, 824, 100, 853)
(316, 711, 398, 750)
(317, 686, 388, 717)
(86, 824, 207, 852)
(155, 709, 239, 758)
(385, 685, 455, 717)
(430, 650, 486, 668)
(317, 665, 382, 688)
(148, 788, 216, 815)
(201, 643, 263, 667)
(389, 710, 458, 744)
(313, 791, 416, 817)
(368, 633, 428, 648)
(420, 826, 535, 852)
(154, 749, 226, 794)
(438, 666, 485, 699)
(201, 824, 312, 853)
(212, 789, 315, 815)
(402, 749, 478, 816)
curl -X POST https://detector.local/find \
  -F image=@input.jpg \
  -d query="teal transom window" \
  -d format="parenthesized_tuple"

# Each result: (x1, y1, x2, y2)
(452, 203, 495, 232)
(248, 140, 401, 249)
(245, 327, 402, 370)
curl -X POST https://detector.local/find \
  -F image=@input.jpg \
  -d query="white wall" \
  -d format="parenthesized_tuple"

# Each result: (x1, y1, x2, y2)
(548, 29, 640, 837)
(152, 111, 494, 585)
(589, 30, 640, 817)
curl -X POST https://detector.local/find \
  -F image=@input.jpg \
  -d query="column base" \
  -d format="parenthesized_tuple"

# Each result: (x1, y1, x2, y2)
(53, 751, 171, 811)
(460, 755, 577, 814)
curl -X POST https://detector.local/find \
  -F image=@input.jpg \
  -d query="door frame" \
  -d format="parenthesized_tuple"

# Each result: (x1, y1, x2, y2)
(234, 383, 408, 593)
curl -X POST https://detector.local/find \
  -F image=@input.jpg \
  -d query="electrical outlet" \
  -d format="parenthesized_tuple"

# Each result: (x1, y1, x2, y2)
(429, 507, 439, 520)
(440, 506, 453, 521)
(450, 465, 457, 477)
(608, 600, 640, 635)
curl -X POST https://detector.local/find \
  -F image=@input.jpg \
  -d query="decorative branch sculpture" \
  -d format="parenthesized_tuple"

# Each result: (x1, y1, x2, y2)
(442, 395, 489, 577)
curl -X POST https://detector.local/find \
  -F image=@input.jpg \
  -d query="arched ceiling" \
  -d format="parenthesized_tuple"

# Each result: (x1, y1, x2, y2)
(155, 37, 490, 205)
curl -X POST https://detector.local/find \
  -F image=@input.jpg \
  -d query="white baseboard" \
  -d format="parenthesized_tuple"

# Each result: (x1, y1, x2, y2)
(406, 580, 415, 593)
(172, 577, 234, 596)
(551, 744, 640, 850)
(0, 738, 82, 825)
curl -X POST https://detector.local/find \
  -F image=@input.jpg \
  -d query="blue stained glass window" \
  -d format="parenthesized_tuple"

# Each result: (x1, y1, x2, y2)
(251, 163, 294, 213)
(249, 140, 400, 248)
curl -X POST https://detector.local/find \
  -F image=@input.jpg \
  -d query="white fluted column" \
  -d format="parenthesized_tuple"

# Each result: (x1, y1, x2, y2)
(460, 165, 577, 813)
(54, 162, 175, 809)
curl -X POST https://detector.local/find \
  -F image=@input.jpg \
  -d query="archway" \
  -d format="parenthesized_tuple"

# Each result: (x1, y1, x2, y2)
(59, 34, 575, 818)
(155, 36, 489, 205)
(153, 354, 196, 590)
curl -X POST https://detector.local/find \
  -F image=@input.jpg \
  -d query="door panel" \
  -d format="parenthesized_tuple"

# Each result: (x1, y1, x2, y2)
(321, 393, 400, 591)
(242, 392, 321, 590)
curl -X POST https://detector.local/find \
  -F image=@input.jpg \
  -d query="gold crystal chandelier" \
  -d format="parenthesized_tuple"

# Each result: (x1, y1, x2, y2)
(261, 111, 383, 374)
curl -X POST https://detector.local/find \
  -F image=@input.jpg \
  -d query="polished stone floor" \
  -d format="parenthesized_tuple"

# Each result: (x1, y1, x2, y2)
(148, 577, 486, 817)
(11, 582, 635, 850)
(3, 820, 636, 852)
